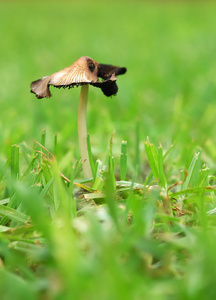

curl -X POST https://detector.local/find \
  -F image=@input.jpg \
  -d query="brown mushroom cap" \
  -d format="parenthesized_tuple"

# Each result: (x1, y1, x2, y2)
(30, 56, 127, 99)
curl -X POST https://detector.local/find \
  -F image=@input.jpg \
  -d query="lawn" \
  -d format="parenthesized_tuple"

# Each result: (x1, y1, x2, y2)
(1, 1, 216, 299)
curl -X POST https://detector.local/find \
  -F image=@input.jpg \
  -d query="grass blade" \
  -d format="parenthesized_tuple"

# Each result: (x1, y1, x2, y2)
(14, 183, 51, 238)
(135, 121, 140, 175)
(11, 144, 19, 181)
(109, 132, 116, 190)
(182, 152, 200, 190)
(87, 134, 96, 180)
(54, 133, 58, 156)
(41, 129, 46, 147)
(0, 204, 29, 224)
(92, 176, 104, 191)
(158, 143, 168, 189)
(145, 137, 159, 182)
(120, 140, 127, 181)
(170, 185, 216, 198)
(104, 172, 119, 229)
(39, 178, 54, 198)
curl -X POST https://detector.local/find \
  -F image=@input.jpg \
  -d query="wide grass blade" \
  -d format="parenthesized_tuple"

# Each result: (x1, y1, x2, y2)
(0, 198, 10, 205)
(182, 152, 200, 190)
(0, 204, 29, 225)
(144, 138, 168, 189)
(92, 176, 104, 191)
(51, 159, 76, 219)
(0, 269, 36, 299)
(14, 183, 51, 238)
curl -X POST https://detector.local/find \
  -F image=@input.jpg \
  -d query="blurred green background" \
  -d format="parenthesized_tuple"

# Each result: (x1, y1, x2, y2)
(1, 0, 216, 169)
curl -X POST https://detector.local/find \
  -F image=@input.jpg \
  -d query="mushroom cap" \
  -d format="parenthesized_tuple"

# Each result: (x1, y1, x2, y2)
(98, 64, 127, 80)
(30, 56, 127, 98)
(49, 56, 99, 87)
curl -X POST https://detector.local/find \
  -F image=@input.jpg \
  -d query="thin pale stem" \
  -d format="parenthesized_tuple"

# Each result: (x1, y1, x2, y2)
(78, 84, 92, 179)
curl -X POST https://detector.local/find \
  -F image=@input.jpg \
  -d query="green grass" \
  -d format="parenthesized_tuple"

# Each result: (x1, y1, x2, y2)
(1, 1, 216, 299)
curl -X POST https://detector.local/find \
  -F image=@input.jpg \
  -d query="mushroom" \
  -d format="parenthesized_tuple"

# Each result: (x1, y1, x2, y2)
(30, 56, 127, 179)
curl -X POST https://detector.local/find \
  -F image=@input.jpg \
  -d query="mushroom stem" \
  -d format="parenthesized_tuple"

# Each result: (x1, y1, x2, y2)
(78, 84, 93, 179)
